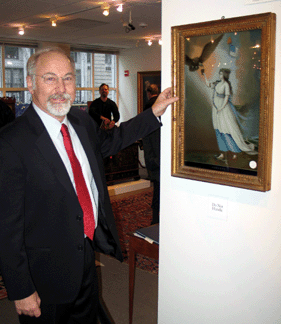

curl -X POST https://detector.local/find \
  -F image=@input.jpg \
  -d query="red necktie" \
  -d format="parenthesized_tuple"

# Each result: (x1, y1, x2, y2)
(61, 124, 95, 240)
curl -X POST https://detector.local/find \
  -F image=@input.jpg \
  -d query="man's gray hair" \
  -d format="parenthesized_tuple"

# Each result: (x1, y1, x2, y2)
(27, 47, 75, 76)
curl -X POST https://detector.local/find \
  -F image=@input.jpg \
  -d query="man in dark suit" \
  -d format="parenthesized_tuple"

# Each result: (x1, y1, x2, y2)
(0, 47, 178, 323)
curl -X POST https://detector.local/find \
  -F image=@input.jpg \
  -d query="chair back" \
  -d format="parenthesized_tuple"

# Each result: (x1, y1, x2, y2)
(87, 101, 92, 109)
(0, 97, 16, 115)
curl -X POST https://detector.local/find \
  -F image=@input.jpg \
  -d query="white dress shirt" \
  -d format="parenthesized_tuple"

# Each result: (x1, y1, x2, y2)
(33, 104, 98, 228)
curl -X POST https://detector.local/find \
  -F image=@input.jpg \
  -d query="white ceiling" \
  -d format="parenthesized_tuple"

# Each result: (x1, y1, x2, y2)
(0, 0, 161, 51)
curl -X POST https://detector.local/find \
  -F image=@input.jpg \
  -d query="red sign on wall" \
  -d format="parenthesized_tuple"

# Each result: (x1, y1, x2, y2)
(124, 70, 129, 77)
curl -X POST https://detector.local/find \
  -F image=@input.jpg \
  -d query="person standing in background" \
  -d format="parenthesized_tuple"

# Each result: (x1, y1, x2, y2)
(142, 84, 160, 225)
(88, 83, 120, 130)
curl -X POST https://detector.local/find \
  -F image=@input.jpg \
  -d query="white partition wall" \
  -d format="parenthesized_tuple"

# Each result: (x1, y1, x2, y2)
(118, 45, 161, 122)
(159, 1, 281, 323)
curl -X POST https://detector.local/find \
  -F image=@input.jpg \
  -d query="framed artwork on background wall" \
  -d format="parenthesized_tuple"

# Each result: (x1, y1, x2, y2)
(137, 71, 161, 114)
(171, 12, 276, 191)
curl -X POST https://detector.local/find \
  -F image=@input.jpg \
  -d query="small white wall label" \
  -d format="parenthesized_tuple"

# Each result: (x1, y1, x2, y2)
(208, 197, 228, 221)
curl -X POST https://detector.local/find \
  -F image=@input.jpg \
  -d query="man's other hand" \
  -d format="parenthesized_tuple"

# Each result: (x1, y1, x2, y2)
(108, 121, 116, 129)
(101, 116, 111, 125)
(15, 291, 41, 318)
(152, 87, 179, 117)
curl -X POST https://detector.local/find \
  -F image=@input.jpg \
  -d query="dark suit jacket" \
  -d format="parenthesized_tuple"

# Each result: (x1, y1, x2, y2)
(0, 104, 160, 304)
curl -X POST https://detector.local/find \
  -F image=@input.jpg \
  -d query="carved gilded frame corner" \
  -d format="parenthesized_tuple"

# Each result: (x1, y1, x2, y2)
(171, 12, 276, 191)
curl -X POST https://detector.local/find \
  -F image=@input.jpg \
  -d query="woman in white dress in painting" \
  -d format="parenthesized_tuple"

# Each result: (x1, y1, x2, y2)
(203, 68, 256, 162)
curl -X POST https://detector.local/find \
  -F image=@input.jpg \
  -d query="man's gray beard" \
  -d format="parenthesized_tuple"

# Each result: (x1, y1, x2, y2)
(46, 94, 72, 117)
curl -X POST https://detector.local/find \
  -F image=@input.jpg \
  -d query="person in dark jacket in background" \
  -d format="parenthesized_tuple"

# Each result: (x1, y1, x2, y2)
(88, 83, 120, 130)
(143, 84, 160, 224)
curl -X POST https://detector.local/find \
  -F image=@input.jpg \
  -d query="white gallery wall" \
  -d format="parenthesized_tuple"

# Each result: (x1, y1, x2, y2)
(118, 45, 161, 165)
(159, 1, 281, 323)
(118, 45, 161, 122)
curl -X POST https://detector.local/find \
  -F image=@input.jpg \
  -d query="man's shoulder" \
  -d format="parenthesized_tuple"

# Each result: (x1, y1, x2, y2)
(150, 96, 158, 105)
(89, 97, 101, 109)
(93, 97, 102, 104)
(144, 96, 158, 110)
(106, 98, 117, 107)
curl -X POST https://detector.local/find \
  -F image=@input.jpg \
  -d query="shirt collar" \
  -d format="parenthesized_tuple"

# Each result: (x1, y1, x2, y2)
(33, 102, 69, 138)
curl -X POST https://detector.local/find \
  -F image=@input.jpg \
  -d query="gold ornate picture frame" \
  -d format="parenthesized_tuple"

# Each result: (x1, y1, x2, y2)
(171, 12, 276, 191)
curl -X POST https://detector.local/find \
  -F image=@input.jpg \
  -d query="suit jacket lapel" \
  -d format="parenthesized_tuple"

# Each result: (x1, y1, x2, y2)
(26, 105, 78, 200)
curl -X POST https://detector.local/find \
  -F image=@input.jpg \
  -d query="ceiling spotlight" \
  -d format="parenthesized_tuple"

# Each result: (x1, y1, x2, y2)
(117, 4, 123, 12)
(51, 18, 57, 27)
(158, 39, 162, 45)
(18, 27, 25, 35)
(121, 10, 135, 33)
(102, 3, 110, 16)
(103, 8, 109, 16)
(148, 40, 152, 46)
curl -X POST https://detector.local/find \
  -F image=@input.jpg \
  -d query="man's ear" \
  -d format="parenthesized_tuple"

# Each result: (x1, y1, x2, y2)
(26, 75, 34, 94)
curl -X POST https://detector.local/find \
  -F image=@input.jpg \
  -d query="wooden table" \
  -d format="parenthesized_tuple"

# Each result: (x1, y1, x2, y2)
(128, 232, 159, 324)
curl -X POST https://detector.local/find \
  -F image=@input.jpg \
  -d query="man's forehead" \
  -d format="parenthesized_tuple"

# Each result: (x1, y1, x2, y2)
(37, 52, 73, 71)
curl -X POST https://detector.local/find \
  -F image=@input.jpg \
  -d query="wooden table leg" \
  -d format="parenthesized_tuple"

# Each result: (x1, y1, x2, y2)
(129, 238, 136, 324)
(128, 230, 159, 324)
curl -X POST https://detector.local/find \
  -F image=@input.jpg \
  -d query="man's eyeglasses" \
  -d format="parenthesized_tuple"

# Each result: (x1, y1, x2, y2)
(33, 73, 76, 85)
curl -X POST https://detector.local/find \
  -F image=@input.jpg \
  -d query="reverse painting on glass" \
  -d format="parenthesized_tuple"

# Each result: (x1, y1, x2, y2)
(171, 13, 276, 191)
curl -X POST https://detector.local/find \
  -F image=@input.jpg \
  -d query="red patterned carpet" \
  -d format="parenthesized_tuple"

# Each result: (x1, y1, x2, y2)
(0, 276, 7, 300)
(110, 186, 159, 275)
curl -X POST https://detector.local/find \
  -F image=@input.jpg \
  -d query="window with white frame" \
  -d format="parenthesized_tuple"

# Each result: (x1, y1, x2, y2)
(0, 45, 35, 103)
(70, 51, 117, 104)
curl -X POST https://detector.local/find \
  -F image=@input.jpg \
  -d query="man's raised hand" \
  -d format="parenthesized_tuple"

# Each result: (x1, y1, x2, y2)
(152, 87, 179, 117)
